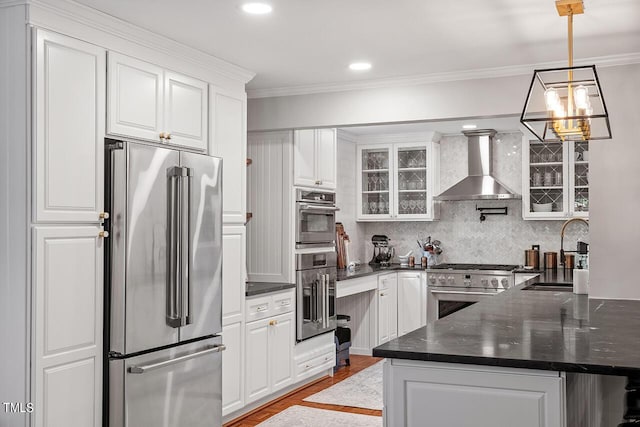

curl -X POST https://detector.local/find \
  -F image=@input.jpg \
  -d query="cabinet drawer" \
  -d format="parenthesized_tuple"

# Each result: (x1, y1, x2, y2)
(295, 350, 335, 382)
(245, 289, 295, 322)
(272, 290, 295, 315)
(245, 294, 271, 322)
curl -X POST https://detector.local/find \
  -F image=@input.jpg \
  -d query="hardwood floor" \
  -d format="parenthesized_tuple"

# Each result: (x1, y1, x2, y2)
(224, 355, 382, 427)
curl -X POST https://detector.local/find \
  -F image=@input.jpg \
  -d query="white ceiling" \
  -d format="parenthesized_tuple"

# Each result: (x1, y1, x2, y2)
(74, 0, 640, 94)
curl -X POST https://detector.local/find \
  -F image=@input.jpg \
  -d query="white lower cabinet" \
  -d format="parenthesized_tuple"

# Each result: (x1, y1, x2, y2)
(221, 322, 244, 416)
(397, 272, 426, 336)
(294, 332, 335, 382)
(33, 226, 103, 427)
(245, 289, 295, 405)
(377, 273, 398, 345)
(384, 360, 566, 427)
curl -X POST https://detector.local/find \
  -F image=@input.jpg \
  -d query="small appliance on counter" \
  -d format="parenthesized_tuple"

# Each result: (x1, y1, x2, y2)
(369, 235, 394, 267)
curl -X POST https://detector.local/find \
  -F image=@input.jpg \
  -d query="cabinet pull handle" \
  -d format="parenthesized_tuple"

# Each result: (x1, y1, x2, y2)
(257, 305, 268, 312)
(269, 319, 278, 326)
(99, 230, 109, 238)
(99, 212, 110, 220)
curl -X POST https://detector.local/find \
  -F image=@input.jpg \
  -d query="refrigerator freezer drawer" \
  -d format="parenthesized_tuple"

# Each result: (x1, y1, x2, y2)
(109, 337, 223, 427)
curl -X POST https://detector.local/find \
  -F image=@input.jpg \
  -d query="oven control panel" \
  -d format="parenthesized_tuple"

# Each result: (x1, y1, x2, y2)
(428, 271, 514, 289)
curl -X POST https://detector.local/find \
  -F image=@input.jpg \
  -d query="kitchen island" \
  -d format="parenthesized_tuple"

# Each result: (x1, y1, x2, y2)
(373, 281, 639, 426)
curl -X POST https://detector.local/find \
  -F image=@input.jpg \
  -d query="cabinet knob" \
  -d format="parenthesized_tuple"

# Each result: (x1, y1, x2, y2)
(159, 132, 166, 140)
(269, 319, 278, 326)
(99, 212, 110, 220)
(380, 292, 386, 297)
(315, 180, 321, 185)
(99, 230, 109, 238)
(166, 133, 172, 140)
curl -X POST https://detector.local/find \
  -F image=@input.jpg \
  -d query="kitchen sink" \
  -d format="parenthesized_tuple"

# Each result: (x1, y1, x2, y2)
(521, 283, 573, 292)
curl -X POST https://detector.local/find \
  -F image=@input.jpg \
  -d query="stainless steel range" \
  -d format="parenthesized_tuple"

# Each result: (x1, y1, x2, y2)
(427, 263, 518, 322)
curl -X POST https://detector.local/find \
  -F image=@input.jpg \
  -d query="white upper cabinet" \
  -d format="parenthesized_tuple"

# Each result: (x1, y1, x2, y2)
(164, 71, 208, 151)
(315, 129, 337, 189)
(210, 86, 247, 224)
(357, 136, 440, 221)
(107, 52, 163, 143)
(107, 52, 208, 151)
(293, 128, 337, 190)
(522, 139, 589, 220)
(34, 30, 106, 223)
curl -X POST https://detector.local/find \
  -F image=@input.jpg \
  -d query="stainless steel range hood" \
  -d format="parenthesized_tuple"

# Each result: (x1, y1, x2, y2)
(434, 129, 520, 201)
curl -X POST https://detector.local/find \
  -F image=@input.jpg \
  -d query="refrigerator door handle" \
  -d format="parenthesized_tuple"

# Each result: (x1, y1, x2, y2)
(128, 344, 226, 374)
(166, 167, 182, 328)
(181, 167, 193, 326)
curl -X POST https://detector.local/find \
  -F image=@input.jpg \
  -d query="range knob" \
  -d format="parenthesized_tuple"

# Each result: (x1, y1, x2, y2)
(481, 278, 488, 287)
(438, 275, 446, 285)
(429, 276, 437, 285)
(491, 278, 499, 288)
(501, 278, 509, 288)
(447, 276, 455, 285)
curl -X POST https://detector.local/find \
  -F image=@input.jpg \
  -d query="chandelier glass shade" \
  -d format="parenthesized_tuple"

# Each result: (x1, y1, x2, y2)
(520, 0, 612, 142)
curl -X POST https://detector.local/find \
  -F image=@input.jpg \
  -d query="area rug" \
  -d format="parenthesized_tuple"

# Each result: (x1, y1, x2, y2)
(302, 360, 384, 410)
(256, 405, 381, 427)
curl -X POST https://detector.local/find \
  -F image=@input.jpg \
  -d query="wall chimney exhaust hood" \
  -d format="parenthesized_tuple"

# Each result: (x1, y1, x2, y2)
(434, 129, 520, 201)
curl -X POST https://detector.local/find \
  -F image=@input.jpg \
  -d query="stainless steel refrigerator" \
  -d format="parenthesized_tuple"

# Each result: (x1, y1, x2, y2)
(104, 140, 224, 427)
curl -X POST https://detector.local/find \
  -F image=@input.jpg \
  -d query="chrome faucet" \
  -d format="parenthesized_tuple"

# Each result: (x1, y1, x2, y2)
(560, 217, 589, 265)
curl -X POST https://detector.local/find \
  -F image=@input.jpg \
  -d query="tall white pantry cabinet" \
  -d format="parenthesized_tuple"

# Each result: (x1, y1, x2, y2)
(0, 2, 254, 427)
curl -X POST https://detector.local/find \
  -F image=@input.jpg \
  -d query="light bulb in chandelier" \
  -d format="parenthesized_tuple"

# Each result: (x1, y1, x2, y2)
(573, 85, 591, 112)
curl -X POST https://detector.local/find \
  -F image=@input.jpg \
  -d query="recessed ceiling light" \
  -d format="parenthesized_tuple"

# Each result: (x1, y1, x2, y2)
(349, 62, 372, 71)
(242, 3, 272, 14)
(462, 124, 477, 130)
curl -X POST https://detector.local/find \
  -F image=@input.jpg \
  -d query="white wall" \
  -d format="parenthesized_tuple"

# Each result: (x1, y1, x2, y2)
(0, 5, 30, 427)
(248, 63, 640, 300)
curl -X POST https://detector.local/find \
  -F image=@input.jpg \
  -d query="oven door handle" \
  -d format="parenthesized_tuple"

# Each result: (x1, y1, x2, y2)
(429, 290, 501, 296)
(299, 204, 340, 212)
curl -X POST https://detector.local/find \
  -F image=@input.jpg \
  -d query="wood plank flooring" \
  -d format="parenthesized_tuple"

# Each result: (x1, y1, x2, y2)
(224, 355, 382, 427)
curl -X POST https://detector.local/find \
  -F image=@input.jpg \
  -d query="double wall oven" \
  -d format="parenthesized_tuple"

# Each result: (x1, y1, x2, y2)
(427, 264, 517, 322)
(295, 189, 338, 341)
(295, 189, 337, 248)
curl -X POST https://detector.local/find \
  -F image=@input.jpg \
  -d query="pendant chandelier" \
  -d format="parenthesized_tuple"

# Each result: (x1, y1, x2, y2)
(520, 0, 612, 142)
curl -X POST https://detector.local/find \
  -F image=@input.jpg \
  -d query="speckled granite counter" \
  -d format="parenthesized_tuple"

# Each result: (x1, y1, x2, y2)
(245, 281, 295, 297)
(373, 280, 640, 376)
(337, 263, 426, 281)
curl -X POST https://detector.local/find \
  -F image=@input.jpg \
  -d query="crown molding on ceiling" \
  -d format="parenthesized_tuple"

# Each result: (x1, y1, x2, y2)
(17, 0, 255, 84)
(247, 52, 640, 99)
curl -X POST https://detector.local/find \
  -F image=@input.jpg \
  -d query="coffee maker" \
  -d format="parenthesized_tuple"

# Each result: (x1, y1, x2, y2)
(369, 235, 394, 267)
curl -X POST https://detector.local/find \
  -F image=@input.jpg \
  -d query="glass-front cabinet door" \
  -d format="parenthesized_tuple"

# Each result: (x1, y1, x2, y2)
(571, 141, 589, 218)
(357, 145, 393, 219)
(394, 143, 429, 219)
(523, 139, 588, 219)
(357, 138, 440, 221)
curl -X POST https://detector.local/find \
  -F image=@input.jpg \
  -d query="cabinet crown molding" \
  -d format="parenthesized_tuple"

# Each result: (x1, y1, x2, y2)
(14, 0, 255, 84)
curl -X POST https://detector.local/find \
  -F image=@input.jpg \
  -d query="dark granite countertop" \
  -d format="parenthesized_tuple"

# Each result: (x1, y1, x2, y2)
(245, 281, 296, 297)
(337, 263, 426, 281)
(514, 268, 575, 284)
(373, 279, 640, 376)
